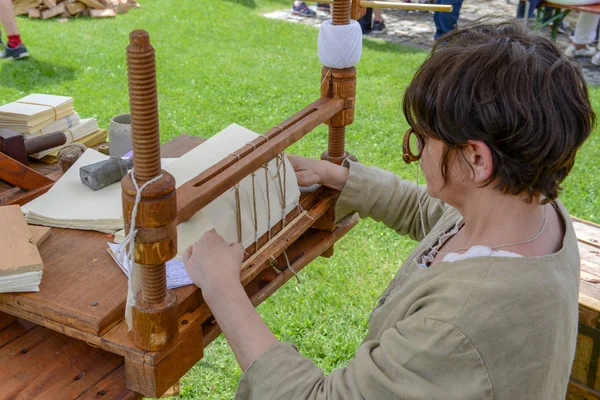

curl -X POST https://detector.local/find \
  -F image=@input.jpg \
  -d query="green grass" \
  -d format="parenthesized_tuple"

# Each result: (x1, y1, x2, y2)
(3, 1, 599, 398)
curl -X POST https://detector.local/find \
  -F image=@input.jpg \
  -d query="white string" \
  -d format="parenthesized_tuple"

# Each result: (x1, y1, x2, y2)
(318, 20, 363, 69)
(269, 252, 300, 284)
(320, 67, 332, 90)
(415, 161, 429, 240)
(263, 163, 273, 240)
(116, 170, 163, 329)
(283, 251, 300, 284)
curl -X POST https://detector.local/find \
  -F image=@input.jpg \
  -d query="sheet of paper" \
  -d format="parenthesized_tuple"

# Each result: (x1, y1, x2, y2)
(107, 243, 193, 289)
(162, 123, 300, 250)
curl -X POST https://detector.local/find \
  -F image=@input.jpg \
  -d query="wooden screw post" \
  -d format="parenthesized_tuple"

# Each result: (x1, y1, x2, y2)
(320, 0, 356, 165)
(315, 0, 356, 236)
(121, 30, 179, 352)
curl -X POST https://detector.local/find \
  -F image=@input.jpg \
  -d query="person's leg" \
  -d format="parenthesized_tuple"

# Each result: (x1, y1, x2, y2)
(372, 8, 385, 33)
(565, 12, 599, 59)
(572, 12, 600, 47)
(374, 8, 383, 22)
(0, 0, 18, 37)
(433, 0, 463, 40)
(357, 7, 373, 34)
(0, 0, 28, 59)
(292, 1, 316, 17)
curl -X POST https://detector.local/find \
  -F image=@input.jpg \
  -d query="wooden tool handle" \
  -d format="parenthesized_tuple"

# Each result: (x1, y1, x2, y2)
(24, 131, 67, 155)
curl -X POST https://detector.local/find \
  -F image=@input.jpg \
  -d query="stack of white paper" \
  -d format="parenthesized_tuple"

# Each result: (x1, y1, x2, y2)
(0, 94, 75, 134)
(0, 271, 43, 293)
(23, 112, 81, 140)
(22, 150, 176, 233)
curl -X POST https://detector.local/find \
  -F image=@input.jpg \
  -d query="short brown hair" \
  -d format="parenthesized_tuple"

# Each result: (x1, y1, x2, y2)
(402, 19, 595, 202)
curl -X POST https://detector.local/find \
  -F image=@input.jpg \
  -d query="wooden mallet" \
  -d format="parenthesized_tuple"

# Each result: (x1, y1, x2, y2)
(0, 129, 67, 166)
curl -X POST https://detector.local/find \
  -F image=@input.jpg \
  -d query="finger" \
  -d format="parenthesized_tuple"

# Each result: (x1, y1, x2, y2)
(182, 245, 193, 265)
(287, 155, 304, 170)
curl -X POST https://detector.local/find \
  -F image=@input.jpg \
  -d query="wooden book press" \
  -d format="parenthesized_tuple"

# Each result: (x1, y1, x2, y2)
(0, 0, 451, 398)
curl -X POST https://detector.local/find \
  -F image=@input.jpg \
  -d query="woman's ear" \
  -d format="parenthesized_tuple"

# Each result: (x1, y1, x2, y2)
(464, 140, 494, 183)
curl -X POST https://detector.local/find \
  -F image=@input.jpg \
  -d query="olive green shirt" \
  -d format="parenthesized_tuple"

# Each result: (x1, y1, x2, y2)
(235, 161, 579, 400)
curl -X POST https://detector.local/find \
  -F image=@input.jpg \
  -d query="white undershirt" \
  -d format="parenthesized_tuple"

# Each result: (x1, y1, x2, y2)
(418, 219, 522, 269)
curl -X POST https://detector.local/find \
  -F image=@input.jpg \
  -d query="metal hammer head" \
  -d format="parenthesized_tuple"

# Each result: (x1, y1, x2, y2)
(80, 156, 134, 191)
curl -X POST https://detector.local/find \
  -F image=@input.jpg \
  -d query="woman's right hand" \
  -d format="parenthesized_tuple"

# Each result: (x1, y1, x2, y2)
(287, 155, 323, 187)
(288, 155, 349, 191)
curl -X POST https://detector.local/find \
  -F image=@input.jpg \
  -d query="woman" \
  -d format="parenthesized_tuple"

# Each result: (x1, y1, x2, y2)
(183, 20, 594, 399)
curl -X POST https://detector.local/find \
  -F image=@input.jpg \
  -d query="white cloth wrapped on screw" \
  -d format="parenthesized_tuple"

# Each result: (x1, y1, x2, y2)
(318, 20, 363, 69)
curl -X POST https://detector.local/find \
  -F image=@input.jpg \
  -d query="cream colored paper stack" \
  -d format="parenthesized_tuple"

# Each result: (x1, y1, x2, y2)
(29, 118, 102, 160)
(23, 112, 81, 140)
(0, 94, 74, 134)
(0, 205, 44, 293)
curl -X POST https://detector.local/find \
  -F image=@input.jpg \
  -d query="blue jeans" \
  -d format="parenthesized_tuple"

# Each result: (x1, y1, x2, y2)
(434, 0, 464, 40)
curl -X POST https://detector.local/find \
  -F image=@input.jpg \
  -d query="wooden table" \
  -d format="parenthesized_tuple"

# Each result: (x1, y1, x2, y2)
(0, 135, 359, 399)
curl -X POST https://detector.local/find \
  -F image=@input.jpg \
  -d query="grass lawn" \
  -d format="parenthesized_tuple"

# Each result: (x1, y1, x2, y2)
(3, 1, 599, 398)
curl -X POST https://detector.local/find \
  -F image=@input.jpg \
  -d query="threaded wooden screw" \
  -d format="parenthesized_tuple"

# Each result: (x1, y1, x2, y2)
(127, 30, 161, 182)
(332, 0, 351, 25)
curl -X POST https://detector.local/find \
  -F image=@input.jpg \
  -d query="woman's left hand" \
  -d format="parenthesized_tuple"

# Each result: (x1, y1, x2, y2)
(183, 229, 245, 298)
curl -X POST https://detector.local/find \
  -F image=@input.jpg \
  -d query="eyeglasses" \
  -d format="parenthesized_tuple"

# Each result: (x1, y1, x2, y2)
(402, 128, 424, 164)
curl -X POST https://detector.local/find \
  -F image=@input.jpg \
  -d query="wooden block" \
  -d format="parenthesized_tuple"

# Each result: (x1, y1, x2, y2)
(115, 1, 129, 14)
(0, 152, 54, 192)
(90, 8, 116, 17)
(65, 1, 86, 15)
(29, 225, 51, 247)
(79, 0, 106, 9)
(125, 322, 203, 398)
(27, 8, 41, 18)
(13, 0, 43, 15)
(0, 205, 43, 276)
(40, 2, 65, 19)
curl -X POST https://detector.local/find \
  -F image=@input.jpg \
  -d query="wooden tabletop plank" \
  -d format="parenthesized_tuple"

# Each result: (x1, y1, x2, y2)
(580, 242, 600, 267)
(0, 319, 36, 348)
(0, 325, 123, 399)
(76, 364, 141, 400)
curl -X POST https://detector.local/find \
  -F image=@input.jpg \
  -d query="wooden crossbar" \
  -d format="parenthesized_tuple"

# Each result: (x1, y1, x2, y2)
(176, 97, 345, 223)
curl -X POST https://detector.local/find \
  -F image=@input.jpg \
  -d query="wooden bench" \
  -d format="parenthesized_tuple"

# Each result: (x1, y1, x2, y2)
(536, 2, 600, 41)
(569, 217, 600, 399)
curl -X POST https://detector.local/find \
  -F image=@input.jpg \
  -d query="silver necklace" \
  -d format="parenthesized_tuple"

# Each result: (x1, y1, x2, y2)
(432, 205, 548, 256)
(414, 162, 549, 257)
